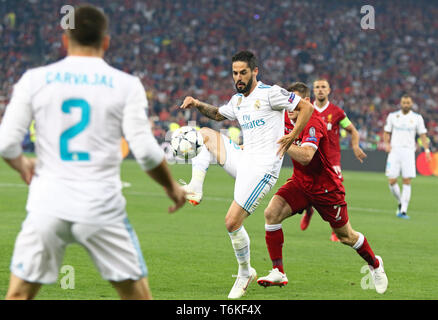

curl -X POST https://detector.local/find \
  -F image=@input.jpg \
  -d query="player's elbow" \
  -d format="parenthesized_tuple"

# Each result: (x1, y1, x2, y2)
(300, 148, 316, 166)
(300, 155, 313, 166)
(0, 141, 21, 159)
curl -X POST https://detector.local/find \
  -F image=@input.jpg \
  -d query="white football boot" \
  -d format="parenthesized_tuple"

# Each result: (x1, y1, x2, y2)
(179, 180, 203, 206)
(257, 268, 288, 287)
(369, 255, 388, 294)
(227, 267, 257, 299)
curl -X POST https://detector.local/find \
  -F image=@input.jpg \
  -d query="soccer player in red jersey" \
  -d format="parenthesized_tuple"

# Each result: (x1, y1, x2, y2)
(300, 79, 367, 241)
(257, 82, 388, 294)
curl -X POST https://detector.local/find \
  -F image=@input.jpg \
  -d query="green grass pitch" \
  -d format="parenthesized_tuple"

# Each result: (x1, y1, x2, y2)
(0, 158, 437, 300)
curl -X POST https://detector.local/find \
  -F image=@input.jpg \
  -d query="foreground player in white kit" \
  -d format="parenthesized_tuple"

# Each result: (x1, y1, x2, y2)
(0, 5, 186, 300)
(383, 94, 431, 219)
(180, 51, 314, 298)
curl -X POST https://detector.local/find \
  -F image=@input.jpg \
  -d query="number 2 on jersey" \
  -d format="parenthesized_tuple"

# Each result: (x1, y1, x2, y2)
(60, 99, 90, 161)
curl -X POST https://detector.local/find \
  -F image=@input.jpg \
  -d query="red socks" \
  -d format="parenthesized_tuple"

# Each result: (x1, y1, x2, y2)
(266, 227, 380, 272)
(265, 225, 284, 273)
(353, 232, 380, 269)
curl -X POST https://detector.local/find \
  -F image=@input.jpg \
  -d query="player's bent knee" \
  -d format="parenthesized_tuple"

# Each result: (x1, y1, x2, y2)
(264, 206, 282, 224)
(264, 196, 291, 224)
(225, 215, 240, 232)
(111, 278, 152, 300)
(5, 288, 37, 300)
(199, 127, 217, 144)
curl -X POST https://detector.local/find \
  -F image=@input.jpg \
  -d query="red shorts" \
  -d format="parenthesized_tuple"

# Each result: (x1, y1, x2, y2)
(275, 179, 349, 229)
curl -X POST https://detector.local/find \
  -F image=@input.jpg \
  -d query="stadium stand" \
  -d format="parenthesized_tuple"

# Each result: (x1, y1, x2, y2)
(0, 0, 437, 150)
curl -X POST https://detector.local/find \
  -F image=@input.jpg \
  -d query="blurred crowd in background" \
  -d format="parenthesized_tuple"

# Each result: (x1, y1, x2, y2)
(1, 0, 437, 152)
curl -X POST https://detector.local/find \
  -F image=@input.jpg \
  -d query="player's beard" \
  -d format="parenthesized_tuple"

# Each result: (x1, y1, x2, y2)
(401, 106, 411, 114)
(235, 77, 253, 94)
(317, 95, 327, 103)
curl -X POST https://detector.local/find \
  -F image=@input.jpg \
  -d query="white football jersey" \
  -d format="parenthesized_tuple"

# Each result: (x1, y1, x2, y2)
(219, 81, 301, 176)
(384, 110, 427, 151)
(0, 56, 164, 225)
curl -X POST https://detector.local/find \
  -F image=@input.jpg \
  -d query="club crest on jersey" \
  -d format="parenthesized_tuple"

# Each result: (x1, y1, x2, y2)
(281, 89, 290, 96)
(254, 99, 261, 110)
(309, 127, 316, 137)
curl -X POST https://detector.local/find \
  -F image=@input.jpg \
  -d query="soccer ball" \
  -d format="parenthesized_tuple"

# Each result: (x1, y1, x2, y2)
(171, 126, 204, 160)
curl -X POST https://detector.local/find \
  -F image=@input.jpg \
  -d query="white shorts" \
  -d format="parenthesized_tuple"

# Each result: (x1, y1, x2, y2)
(385, 148, 416, 179)
(221, 134, 243, 179)
(10, 213, 147, 284)
(234, 167, 277, 214)
(220, 135, 277, 214)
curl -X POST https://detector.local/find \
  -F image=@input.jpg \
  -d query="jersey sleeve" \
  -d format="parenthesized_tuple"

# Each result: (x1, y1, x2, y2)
(384, 113, 393, 132)
(268, 85, 302, 112)
(0, 71, 33, 159)
(416, 114, 427, 135)
(218, 95, 237, 120)
(301, 119, 324, 150)
(122, 78, 164, 171)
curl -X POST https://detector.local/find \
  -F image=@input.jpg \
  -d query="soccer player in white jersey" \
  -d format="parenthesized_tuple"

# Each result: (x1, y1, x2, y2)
(0, 5, 186, 300)
(383, 94, 431, 219)
(179, 51, 314, 299)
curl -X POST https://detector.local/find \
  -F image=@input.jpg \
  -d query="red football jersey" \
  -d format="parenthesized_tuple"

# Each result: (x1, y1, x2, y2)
(284, 112, 345, 195)
(312, 101, 347, 166)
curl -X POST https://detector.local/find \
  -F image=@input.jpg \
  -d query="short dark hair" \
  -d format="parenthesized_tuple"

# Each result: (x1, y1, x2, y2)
(313, 78, 330, 86)
(401, 94, 412, 100)
(287, 82, 310, 98)
(67, 5, 108, 48)
(231, 51, 258, 70)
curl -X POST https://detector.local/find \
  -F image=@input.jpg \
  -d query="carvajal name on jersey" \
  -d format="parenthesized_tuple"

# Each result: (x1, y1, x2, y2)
(46, 72, 114, 88)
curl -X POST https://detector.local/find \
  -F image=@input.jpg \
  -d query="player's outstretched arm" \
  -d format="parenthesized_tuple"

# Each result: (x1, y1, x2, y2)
(180, 96, 226, 121)
(146, 159, 186, 213)
(277, 99, 314, 156)
(344, 123, 367, 163)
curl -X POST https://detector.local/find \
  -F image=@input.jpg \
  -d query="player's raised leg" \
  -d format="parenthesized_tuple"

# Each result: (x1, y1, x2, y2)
(183, 127, 228, 205)
(257, 195, 293, 288)
(300, 206, 313, 231)
(333, 221, 388, 294)
(225, 201, 256, 299)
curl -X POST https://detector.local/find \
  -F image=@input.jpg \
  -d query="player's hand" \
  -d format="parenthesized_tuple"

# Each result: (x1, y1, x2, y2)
(165, 182, 187, 213)
(277, 134, 295, 157)
(384, 144, 391, 153)
(19, 156, 36, 185)
(353, 146, 367, 163)
(180, 96, 200, 109)
(425, 150, 432, 162)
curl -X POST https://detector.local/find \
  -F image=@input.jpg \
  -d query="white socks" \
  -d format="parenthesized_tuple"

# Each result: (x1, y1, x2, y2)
(228, 226, 251, 276)
(189, 145, 212, 193)
(389, 183, 401, 204)
(389, 183, 411, 213)
(401, 184, 411, 213)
